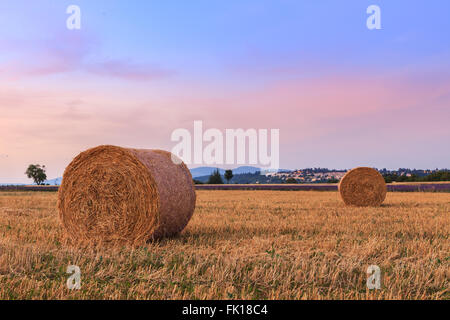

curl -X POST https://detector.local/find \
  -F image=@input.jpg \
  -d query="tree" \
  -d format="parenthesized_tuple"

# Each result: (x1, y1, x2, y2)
(224, 170, 233, 184)
(286, 178, 297, 184)
(423, 170, 450, 181)
(25, 164, 47, 185)
(207, 169, 224, 184)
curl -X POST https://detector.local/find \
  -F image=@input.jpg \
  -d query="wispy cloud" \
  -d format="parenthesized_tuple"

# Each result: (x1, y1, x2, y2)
(0, 32, 173, 82)
(86, 59, 174, 81)
(0, 32, 92, 77)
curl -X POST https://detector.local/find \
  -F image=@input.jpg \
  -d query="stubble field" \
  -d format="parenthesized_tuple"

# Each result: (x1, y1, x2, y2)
(0, 190, 448, 300)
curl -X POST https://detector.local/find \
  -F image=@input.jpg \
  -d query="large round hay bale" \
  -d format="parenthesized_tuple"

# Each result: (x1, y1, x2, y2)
(338, 167, 386, 207)
(58, 145, 196, 243)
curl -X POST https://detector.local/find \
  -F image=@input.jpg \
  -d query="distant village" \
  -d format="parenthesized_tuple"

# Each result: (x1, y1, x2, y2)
(194, 167, 448, 184)
(6, 166, 446, 186)
(265, 169, 346, 183)
(266, 168, 439, 183)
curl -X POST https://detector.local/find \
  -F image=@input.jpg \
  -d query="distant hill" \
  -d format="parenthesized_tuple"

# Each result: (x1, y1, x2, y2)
(194, 172, 285, 184)
(37, 167, 265, 185)
(190, 166, 262, 178)
(44, 177, 63, 185)
(4, 167, 448, 186)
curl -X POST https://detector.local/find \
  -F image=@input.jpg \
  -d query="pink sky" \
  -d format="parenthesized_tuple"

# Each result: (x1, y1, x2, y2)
(1, 62, 449, 183)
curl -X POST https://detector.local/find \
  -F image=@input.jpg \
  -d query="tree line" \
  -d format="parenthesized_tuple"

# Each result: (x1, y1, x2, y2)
(383, 170, 450, 183)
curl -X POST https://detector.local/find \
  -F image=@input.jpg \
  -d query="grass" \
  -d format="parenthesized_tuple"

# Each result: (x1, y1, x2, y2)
(0, 190, 448, 300)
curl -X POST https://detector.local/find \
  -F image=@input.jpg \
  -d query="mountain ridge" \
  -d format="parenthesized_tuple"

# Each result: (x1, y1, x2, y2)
(190, 166, 262, 178)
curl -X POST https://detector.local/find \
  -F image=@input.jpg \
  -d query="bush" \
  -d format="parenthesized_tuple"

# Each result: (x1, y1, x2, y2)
(286, 178, 297, 184)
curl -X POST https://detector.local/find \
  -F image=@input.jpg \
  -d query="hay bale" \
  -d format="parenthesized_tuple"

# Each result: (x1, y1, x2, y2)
(58, 145, 196, 243)
(338, 167, 386, 207)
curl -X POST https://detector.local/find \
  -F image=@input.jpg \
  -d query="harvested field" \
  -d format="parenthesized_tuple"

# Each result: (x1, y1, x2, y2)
(2, 182, 450, 192)
(0, 190, 448, 300)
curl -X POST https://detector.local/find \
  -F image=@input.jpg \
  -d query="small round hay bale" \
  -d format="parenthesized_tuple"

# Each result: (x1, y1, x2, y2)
(58, 145, 196, 243)
(338, 167, 386, 207)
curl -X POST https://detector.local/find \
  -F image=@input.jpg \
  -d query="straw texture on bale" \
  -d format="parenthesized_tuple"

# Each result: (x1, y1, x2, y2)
(58, 145, 196, 243)
(338, 167, 387, 207)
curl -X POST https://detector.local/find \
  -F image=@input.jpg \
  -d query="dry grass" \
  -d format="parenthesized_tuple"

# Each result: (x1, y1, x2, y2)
(0, 190, 448, 300)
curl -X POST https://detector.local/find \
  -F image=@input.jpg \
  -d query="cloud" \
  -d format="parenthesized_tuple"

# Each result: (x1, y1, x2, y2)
(85, 59, 174, 81)
(0, 32, 92, 78)
(0, 31, 172, 82)
(57, 106, 91, 121)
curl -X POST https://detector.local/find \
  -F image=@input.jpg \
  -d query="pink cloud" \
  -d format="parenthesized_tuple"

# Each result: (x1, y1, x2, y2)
(0, 32, 92, 78)
(0, 32, 172, 82)
(85, 59, 174, 81)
